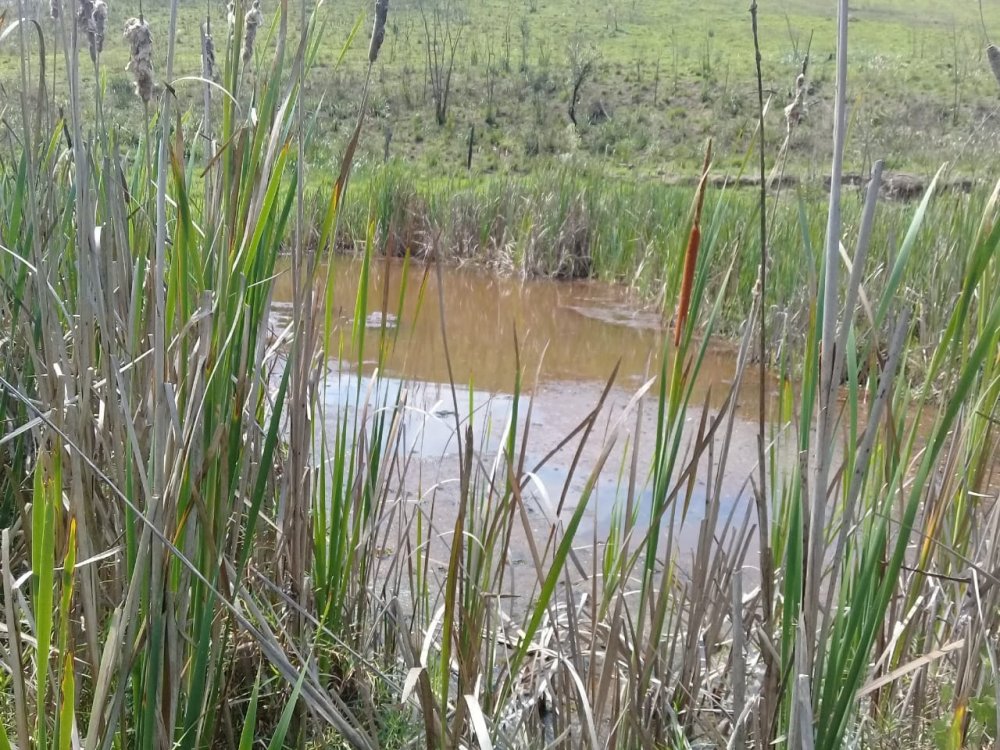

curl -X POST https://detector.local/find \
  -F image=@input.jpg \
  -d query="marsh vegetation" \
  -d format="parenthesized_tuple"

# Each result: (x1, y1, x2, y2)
(0, 1, 999, 749)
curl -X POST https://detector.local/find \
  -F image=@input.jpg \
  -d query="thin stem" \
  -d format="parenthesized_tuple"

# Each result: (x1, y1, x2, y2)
(201, 14, 214, 226)
(809, 0, 850, 683)
(749, 2, 778, 742)
(153, 0, 181, 501)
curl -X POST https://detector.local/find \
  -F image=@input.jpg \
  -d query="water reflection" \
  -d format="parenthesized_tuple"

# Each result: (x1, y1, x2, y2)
(271, 257, 769, 414)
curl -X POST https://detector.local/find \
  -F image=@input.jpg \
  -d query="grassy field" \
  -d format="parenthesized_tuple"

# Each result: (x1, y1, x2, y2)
(1, 1, 1000, 749)
(4, 0, 1000, 181)
(4, 0, 999, 311)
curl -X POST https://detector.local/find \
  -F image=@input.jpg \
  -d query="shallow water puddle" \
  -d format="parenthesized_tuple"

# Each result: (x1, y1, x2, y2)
(272, 257, 778, 551)
(272, 257, 770, 397)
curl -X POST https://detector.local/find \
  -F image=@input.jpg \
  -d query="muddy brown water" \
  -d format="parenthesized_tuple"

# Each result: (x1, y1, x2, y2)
(271, 257, 771, 405)
(271, 258, 783, 588)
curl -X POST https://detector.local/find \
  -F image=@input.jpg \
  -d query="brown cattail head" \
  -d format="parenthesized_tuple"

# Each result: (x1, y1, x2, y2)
(674, 138, 712, 347)
(201, 22, 217, 82)
(124, 17, 154, 103)
(988, 44, 1000, 91)
(242, 0, 264, 64)
(51, 0, 61, 19)
(368, 0, 389, 63)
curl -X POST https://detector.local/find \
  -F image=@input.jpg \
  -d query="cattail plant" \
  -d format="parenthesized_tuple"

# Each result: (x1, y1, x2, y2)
(76, 0, 93, 29)
(769, 62, 810, 188)
(77, 0, 99, 61)
(123, 17, 154, 103)
(369, 0, 389, 63)
(92, 1, 107, 56)
(50, 0, 61, 19)
(987, 43, 1000, 90)
(784, 72, 807, 136)
(673, 138, 711, 346)
(242, 0, 263, 64)
(201, 21, 217, 82)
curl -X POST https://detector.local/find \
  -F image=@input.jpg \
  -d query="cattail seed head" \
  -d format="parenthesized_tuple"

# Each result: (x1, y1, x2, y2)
(51, 0, 61, 19)
(784, 72, 807, 136)
(92, 1, 107, 53)
(988, 44, 1000, 91)
(368, 0, 389, 63)
(78, 0, 103, 62)
(124, 17, 154, 103)
(77, 0, 94, 30)
(201, 23, 217, 82)
(242, 1, 264, 64)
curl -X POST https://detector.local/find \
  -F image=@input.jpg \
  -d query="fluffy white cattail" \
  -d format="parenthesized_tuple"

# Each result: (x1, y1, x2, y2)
(768, 69, 808, 189)
(92, 1, 108, 54)
(77, 0, 93, 30)
(368, 0, 389, 63)
(78, 0, 101, 61)
(124, 17, 154, 103)
(242, 0, 264, 64)
(784, 72, 807, 136)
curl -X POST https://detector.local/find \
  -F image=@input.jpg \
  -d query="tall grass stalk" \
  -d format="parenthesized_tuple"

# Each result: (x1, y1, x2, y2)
(749, 2, 780, 739)
(808, 0, 850, 654)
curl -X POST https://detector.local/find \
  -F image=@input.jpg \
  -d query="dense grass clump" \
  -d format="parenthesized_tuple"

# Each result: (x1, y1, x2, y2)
(0, 1, 999, 749)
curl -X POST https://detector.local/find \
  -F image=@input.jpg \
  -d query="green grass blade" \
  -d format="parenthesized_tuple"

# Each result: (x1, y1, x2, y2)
(238, 672, 262, 750)
(266, 668, 307, 750)
(874, 165, 944, 329)
(31, 445, 59, 750)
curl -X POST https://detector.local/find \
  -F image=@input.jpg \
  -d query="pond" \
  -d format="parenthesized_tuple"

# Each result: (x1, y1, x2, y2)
(271, 257, 783, 571)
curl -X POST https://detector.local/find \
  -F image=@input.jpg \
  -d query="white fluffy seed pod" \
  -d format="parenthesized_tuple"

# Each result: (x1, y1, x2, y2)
(124, 17, 154, 103)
